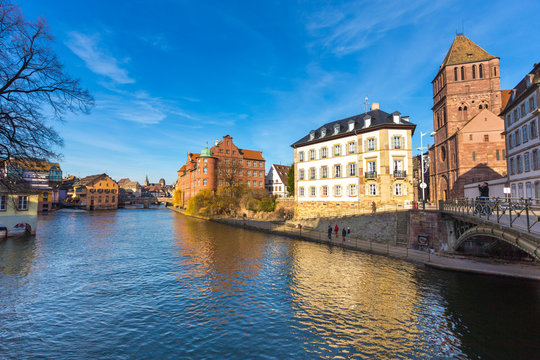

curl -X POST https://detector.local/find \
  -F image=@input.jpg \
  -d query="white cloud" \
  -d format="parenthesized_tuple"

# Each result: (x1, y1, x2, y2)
(65, 32, 135, 84)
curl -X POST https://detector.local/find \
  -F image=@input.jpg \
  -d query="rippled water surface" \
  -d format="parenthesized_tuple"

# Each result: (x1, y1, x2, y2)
(1, 208, 540, 359)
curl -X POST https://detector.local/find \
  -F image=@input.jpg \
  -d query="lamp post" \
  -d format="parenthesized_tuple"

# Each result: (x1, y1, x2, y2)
(418, 131, 434, 210)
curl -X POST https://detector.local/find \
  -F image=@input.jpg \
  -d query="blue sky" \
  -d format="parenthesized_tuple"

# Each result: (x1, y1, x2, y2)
(18, 0, 540, 185)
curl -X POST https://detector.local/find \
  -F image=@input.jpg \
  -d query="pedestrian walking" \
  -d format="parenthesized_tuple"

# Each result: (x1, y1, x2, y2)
(347, 227, 351, 241)
(334, 224, 339, 238)
(371, 201, 377, 213)
(327, 225, 332, 240)
(342, 228, 346, 241)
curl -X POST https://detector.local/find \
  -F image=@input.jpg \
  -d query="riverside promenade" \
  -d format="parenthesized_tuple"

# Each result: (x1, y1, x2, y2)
(168, 207, 540, 280)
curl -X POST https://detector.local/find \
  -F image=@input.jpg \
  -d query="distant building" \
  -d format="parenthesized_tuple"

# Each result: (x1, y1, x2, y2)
(0, 187, 39, 237)
(118, 178, 142, 197)
(176, 135, 266, 206)
(500, 62, 540, 198)
(0, 159, 62, 211)
(265, 164, 291, 197)
(68, 173, 119, 210)
(429, 34, 509, 201)
(291, 103, 416, 218)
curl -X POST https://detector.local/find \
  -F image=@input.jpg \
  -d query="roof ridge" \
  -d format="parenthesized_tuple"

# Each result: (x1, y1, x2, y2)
(440, 34, 496, 69)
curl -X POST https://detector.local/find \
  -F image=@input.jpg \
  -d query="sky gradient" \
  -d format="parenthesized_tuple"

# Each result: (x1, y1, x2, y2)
(17, 0, 540, 185)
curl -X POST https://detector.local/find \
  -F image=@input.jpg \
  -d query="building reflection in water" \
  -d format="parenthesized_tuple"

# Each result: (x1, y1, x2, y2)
(0, 236, 38, 276)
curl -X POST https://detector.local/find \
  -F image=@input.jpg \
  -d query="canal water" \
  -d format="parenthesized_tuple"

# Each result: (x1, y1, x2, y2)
(1, 208, 539, 359)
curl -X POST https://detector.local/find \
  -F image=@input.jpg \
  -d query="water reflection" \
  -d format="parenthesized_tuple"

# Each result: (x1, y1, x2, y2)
(0, 209, 539, 359)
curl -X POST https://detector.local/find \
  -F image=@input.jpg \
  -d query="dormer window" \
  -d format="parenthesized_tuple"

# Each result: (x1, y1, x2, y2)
(348, 120, 355, 131)
(364, 115, 371, 128)
(321, 127, 327, 137)
(392, 112, 401, 124)
(333, 123, 340, 135)
(309, 130, 315, 140)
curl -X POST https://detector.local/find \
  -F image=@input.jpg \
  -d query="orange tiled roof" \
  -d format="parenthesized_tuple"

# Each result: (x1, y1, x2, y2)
(239, 149, 264, 160)
(500, 89, 512, 110)
(178, 165, 187, 172)
(440, 35, 496, 69)
(189, 153, 200, 162)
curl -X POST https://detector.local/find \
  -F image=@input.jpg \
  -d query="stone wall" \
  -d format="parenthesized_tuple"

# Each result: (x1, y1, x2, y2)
(295, 200, 412, 219)
(408, 211, 451, 251)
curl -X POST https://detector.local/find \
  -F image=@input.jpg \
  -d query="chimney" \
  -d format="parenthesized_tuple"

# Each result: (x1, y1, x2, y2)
(371, 102, 379, 110)
(215, 139, 219, 146)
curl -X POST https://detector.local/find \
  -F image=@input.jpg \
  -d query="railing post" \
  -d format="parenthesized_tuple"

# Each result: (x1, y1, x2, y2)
(526, 198, 531, 232)
(496, 197, 500, 223)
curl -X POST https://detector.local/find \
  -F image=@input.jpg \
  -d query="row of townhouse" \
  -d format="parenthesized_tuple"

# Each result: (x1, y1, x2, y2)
(501, 63, 540, 199)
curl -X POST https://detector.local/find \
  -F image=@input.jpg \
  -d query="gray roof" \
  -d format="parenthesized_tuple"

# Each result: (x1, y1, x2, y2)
(291, 109, 415, 148)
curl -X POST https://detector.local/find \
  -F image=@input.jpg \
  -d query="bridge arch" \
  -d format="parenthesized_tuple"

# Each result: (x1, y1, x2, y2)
(455, 225, 540, 261)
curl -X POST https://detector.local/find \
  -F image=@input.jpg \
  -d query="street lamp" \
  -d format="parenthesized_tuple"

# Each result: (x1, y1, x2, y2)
(417, 131, 433, 210)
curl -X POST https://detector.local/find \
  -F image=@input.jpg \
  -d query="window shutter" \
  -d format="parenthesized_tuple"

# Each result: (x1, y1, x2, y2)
(364, 140, 367, 153)
(376, 184, 379, 196)
(374, 138, 378, 150)
(392, 183, 396, 196)
(403, 184, 407, 196)
(365, 184, 369, 196)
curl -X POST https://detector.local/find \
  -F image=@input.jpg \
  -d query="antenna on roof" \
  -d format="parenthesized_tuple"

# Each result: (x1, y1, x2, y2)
(364, 95, 371, 113)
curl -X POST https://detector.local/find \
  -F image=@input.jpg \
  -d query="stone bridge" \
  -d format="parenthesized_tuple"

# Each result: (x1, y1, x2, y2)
(439, 198, 540, 260)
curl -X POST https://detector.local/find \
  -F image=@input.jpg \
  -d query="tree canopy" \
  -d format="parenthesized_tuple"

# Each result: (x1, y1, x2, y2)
(0, 1, 93, 174)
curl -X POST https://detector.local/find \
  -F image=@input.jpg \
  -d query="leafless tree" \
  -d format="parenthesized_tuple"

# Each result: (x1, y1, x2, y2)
(0, 1, 93, 189)
(217, 157, 245, 197)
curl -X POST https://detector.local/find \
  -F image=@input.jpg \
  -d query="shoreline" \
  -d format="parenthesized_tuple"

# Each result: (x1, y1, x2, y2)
(167, 206, 540, 281)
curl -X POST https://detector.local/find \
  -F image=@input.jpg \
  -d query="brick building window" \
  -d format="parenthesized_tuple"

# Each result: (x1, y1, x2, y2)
(454, 67, 458, 81)
(484, 135, 489, 142)
(472, 65, 476, 79)
(469, 134, 473, 141)
(203, 179, 207, 186)
(479, 64, 483, 78)
(259, 181, 262, 187)
(472, 152, 476, 161)
(496, 149, 500, 161)
(461, 66, 465, 80)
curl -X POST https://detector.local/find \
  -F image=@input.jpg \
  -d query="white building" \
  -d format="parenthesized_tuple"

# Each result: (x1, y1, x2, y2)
(501, 63, 540, 199)
(291, 103, 416, 218)
(265, 164, 290, 197)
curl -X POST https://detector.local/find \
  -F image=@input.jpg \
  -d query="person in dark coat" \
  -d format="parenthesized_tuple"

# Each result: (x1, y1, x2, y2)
(342, 228, 346, 241)
(478, 182, 489, 197)
(328, 225, 332, 240)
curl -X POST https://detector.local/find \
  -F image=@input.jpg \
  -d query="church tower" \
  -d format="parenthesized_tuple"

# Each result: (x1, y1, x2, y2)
(429, 35, 508, 201)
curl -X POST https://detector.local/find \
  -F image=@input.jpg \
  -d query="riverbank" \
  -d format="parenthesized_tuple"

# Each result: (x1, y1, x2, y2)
(167, 207, 540, 280)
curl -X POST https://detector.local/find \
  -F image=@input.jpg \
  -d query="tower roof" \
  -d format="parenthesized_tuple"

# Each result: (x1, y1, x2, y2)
(440, 35, 497, 69)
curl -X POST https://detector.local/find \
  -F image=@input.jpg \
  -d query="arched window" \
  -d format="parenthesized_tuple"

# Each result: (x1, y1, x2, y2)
(485, 103, 488, 109)
(494, 67, 497, 76)
(479, 64, 483, 78)
(461, 66, 465, 80)
(463, 106, 468, 111)
(454, 67, 458, 81)
(443, 108, 447, 124)
(458, 106, 462, 111)
(472, 65, 476, 79)
(478, 104, 483, 109)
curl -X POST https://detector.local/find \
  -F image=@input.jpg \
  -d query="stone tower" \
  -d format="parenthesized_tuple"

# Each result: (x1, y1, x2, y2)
(429, 34, 507, 201)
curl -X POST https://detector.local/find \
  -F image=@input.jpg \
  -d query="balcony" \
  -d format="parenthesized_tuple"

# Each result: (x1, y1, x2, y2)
(365, 171, 377, 179)
(393, 170, 407, 178)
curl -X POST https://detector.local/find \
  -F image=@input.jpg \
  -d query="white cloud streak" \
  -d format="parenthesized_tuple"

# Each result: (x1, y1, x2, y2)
(65, 32, 135, 84)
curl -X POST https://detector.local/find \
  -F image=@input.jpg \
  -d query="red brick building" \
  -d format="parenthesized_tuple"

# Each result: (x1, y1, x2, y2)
(176, 135, 265, 206)
(429, 34, 509, 201)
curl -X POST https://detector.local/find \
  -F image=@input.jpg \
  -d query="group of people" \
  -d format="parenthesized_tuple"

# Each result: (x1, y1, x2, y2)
(328, 224, 351, 241)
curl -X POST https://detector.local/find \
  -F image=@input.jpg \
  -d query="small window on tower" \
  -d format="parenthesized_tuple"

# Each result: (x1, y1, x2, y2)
(484, 135, 489, 142)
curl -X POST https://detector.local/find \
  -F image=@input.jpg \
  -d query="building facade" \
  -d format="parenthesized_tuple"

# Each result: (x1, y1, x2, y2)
(0, 159, 62, 211)
(265, 164, 291, 197)
(429, 34, 508, 201)
(291, 104, 416, 218)
(501, 63, 540, 199)
(0, 190, 39, 237)
(176, 135, 266, 206)
(68, 173, 119, 210)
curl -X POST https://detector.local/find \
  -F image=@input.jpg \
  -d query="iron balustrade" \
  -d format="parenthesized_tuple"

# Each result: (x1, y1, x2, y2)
(365, 171, 377, 179)
(439, 197, 540, 235)
(393, 170, 407, 178)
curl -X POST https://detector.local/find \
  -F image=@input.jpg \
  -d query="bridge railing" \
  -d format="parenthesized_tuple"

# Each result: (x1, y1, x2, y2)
(440, 197, 540, 235)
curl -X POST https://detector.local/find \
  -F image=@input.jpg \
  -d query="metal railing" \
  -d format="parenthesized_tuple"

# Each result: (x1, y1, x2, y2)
(440, 197, 540, 235)
(393, 170, 407, 178)
(365, 171, 377, 179)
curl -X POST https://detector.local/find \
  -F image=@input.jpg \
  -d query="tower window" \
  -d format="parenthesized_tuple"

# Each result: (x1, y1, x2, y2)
(479, 64, 483, 78)
(472, 65, 476, 79)
(461, 66, 465, 81)
(494, 67, 497, 77)
(454, 67, 458, 81)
